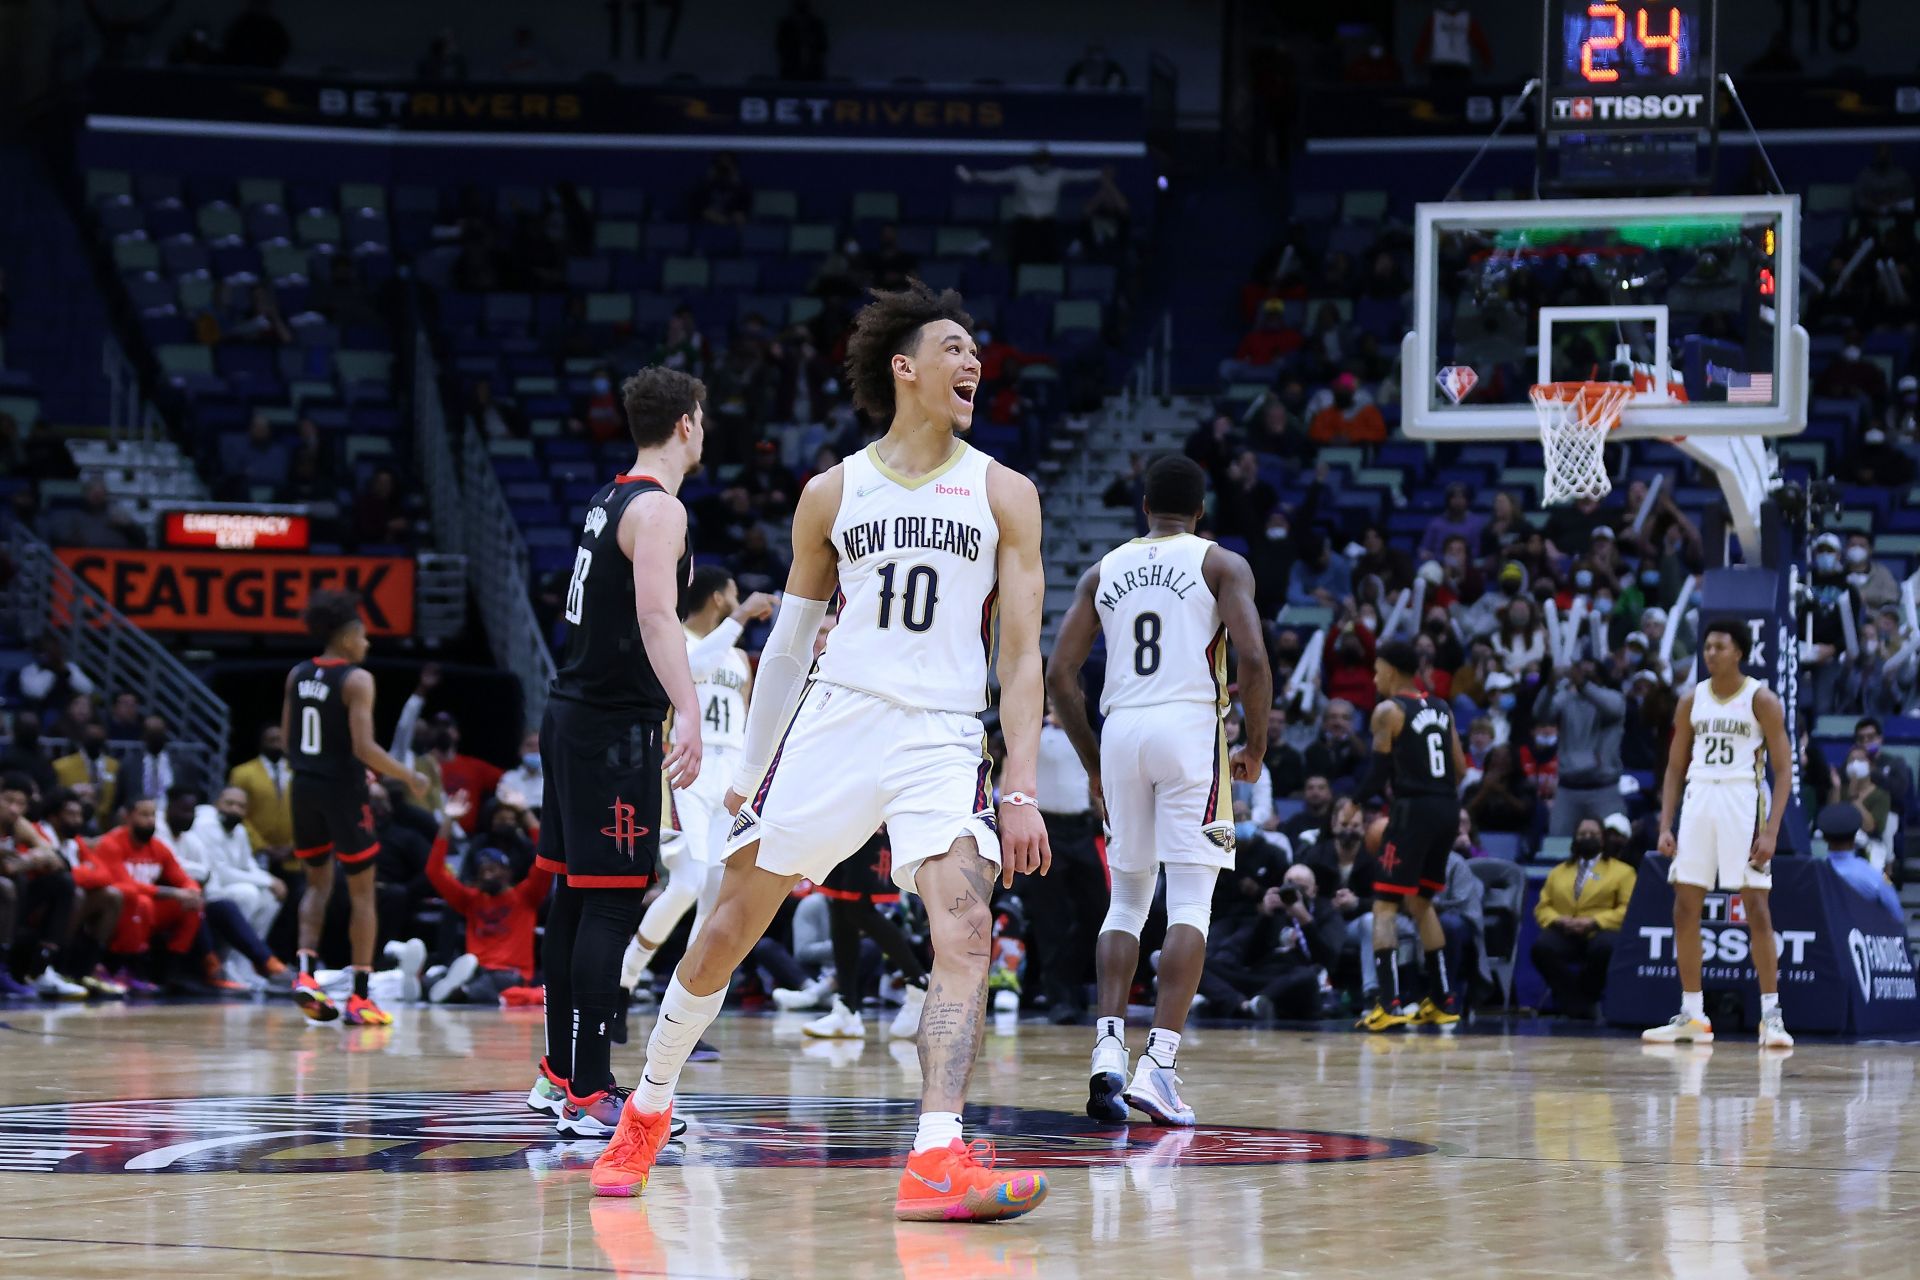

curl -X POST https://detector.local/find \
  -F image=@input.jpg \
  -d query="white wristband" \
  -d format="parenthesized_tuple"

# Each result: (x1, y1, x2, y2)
(1001, 791, 1037, 808)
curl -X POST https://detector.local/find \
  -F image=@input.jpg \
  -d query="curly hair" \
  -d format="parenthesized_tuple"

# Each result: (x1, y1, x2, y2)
(843, 280, 974, 421)
(620, 366, 708, 449)
(303, 589, 363, 644)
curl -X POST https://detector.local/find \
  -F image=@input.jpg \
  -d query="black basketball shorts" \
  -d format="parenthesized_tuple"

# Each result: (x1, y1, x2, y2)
(535, 698, 663, 889)
(818, 830, 900, 904)
(1376, 794, 1457, 900)
(291, 771, 377, 869)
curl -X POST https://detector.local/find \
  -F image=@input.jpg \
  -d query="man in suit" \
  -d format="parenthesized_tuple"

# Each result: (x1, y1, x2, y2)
(1530, 815, 1636, 1018)
(228, 724, 295, 863)
(114, 715, 203, 814)
(53, 723, 119, 827)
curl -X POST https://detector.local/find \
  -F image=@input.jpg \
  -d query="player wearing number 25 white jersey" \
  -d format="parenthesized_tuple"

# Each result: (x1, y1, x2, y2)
(1047, 456, 1270, 1129)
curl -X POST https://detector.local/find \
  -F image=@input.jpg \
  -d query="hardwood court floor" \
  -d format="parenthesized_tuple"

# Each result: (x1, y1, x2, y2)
(0, 1002, 1915, 1278)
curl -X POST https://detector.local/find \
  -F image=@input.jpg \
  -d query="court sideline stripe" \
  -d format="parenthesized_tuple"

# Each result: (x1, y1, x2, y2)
(0, 1233, 743, 1278)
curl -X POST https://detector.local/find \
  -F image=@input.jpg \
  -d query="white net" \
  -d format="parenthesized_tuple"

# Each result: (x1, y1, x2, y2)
(1531, 381, 1631, 504)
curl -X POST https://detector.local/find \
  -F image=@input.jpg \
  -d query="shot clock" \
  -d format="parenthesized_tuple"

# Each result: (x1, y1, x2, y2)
(1543, 0, 1717, 133)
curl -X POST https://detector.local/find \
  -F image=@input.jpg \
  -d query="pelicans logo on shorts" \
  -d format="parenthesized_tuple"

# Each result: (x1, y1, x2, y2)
(974, 808, 997, 835)
(728, 807, 757, 840)
(1203, 822, 1237, 852)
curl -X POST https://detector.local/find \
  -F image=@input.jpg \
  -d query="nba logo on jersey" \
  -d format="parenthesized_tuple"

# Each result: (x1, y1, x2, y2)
(1435, 365, 1478, 405)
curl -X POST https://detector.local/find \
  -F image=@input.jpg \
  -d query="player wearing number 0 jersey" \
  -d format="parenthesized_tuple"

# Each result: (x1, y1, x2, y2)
(283, 590, 430, 1026)
(600, 283, 1053, 1222)
(1644, 620, 1795, 1049)
(1047, 455, 1270, 1128)
(1355, 641, 1467, 1032)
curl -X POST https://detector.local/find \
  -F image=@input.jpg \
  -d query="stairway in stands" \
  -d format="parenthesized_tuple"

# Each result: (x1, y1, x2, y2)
(0, 145, 112, 428)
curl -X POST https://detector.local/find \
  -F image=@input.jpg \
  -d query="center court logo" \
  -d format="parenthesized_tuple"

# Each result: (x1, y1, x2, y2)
(0, 1091, 1432, 1174)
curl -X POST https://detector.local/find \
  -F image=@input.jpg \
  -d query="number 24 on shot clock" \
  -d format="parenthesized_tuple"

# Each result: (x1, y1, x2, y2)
(1552, 1, 1706, 86)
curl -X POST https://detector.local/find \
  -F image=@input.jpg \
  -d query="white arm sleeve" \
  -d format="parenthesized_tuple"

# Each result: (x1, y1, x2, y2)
(389, 692, 426, 762)
(684, 618, 745, 681)
(730, 595, 830, 799)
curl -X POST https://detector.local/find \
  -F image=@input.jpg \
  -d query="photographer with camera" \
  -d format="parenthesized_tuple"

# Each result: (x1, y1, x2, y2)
(1195, 864, 1343, 1020)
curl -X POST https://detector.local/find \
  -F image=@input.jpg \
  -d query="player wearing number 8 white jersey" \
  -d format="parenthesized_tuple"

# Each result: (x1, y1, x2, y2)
(1047, 455, 1270, 1128)
(1644, 621, 1795, 1049)
(597, 282, 1055, 1220)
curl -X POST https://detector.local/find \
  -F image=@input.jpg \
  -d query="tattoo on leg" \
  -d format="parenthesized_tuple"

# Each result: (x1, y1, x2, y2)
(947, 891, 978, 918)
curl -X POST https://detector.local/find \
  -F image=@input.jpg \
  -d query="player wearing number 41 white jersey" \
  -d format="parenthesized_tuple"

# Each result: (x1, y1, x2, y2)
(1047, 455, 1270, 1128)
(595, 282, 1055, 1223)
(1644, 620, 1796, 1049)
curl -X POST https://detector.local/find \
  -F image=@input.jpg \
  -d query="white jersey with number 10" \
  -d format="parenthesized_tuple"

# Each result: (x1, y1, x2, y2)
(1095, 533, 1224, 716)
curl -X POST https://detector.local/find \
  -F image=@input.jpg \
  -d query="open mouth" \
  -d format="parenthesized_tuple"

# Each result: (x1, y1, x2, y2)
(952, 381, 977, 407)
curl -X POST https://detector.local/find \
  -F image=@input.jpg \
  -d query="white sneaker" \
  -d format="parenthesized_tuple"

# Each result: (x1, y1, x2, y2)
(429, 953, 480, 1004)
(35, 969, 88, 1000)
(1088, 1035, 1129, 1123)
(1124, 1060, 1196, 1127)
(887, 985, 925, 1039)
(619, 939, 653, 992)
(387, 938, 428, 1002)
(802, 997, 866, 1039)
(992, 988, 1020, 1014)
(1758, 1010, 1794, 1049)
(774, 974, 834, 1012)
(1642, 1013, 1714, 1044)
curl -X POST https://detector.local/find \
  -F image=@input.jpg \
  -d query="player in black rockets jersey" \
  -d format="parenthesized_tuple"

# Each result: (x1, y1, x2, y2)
(284, 590, 429, 1026)
(1355, 639, 1466, 1032)
(526, 366, 706, 1150)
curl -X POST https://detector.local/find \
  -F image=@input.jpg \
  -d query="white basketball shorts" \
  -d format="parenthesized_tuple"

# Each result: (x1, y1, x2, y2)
(1671, 779, 1772, 891)
(663, 745, 737, 877)
(1100, 702, 1235, 874)
(724, 682, 1001, 895)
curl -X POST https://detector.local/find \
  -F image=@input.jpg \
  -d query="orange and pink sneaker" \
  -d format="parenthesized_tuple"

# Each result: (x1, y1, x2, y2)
(894, 1139, 1048, 1223)
(343, 994, 393, 1026)
(292, 971, 338, 1023)
(590, 1102, 676, 1197)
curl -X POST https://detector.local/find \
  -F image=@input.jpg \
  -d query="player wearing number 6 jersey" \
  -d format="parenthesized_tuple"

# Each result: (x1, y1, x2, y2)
(1046, 455, 1269, 1128)
(1643, 621, 1795, 1049)
(594, 282, 1054, 1223)
(1355, 640, 1467, 1032)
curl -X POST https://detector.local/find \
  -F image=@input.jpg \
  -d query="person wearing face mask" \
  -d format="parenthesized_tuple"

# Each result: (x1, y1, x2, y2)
(53, 722, 121, 826)
(1519, 713, 1560, 804)
(1807, 532, 1862, 715)
(1481, 671, 1521, 744)
(1304, 799, 1381, 999)
(425, 793, 553, 1004)
(0, 710, 56, 796)
(173, 785, 290, 990)
(1533, 659, 1626, 836)
(1838, 745, 1891, 841)
(114, 715, 203, 814)
(1307, 371, 1386, 444)
(1530, 817, 1634, 1019)
(496, 730, 546, 819)
(1196, 864, 1344, 1020)
(1842, 534, 1899, 611)
(228, 725, 296, 868)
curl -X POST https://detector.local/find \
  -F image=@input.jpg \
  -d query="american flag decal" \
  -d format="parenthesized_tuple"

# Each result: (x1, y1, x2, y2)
(1707, 362, 1774, 404)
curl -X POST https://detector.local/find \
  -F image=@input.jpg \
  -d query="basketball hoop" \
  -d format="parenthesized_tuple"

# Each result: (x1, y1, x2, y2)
(1530, 381, 1630, 505)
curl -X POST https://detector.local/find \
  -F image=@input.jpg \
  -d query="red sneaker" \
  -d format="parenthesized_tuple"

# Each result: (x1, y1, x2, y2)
(292, 972, 339, 1022)
(343, 994, 393, 1026)
(895, 1139, 1048, 1223)
(589, 1102, 675, 1198)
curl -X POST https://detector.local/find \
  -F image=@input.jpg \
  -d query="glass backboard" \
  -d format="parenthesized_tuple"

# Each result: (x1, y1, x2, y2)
(1403, 195, 1807, 439)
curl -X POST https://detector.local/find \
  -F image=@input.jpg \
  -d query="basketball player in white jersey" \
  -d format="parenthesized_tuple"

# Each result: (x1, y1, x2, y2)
(1047, 455, 1269, 1126)
(1643, 621, 1795, 1048)
(592, 281, 1053, 1223)
(620, 568, 776, 994)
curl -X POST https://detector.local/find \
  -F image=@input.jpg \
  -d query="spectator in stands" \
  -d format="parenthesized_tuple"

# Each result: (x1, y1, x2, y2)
(1197, 864, 1341, 1019)
(18, 636, 93, 712)
(1308, 372, 1385, 443)
(0, 711, 54, 796)
(465, 379, 524, 439)
(1854, 145, 1916, 217)
(1492, 596, 1546, 677)
(416, 28, 469, 82)
(1459, 560, 1523, 642)
(1215, 800, 1293, 930)
(1854, 717, 1913, 809)
(1221, 299, 1303, 380)
(1288, 535, 1353, 609)
(54, 723, 118, 826)
(496, 731, 543, 815)
(1079, 166, 1132, 261)
(1418, 483, 1482, 562)
(220, 415, 291, 495)
(690, 153, 750, 226)
(51, 691, 96, 743)
(1263, 704, 1306, 798)
(1816, 803, 1903, 920)
(1844, 533, 1900, 612)
(104, 692, 143, 741)
(431, 721, 502, 834)
(1216, 450, 1278, 544)
(1065, 42, 1128, 90)
(424, 794, 551, 1003)
(1818, 331, 1889, 409)
(1305, 700, 1369, 792)
(956, 147, 1101, 268)
(49, 478, 141, 548)
(172, 785, 288, 988)
(1843, 421, 1915, 488)
(117, 716, 203, 813)
(1413, 1, 1492, 82)
(229, 725, 294, 863)
(353, 467, 412, 546)
(85, 798, 203, 988)
(222, 0, 290, 69)
(223, 282, 293, 346)
(1354, 525, 1413, 601)
(577, 366, 625, 443)
(1530, 816, 1634, 1018)
(1306, 796, 1375, 915)
(859, 225, 918, 292)
(1184, 413, 1237, 488)
(1808, 533, 1861, 714)
(775, 0, 830, 80)
(1534, 661, 1623, 835)
(1460, 717, 1496, 777)
(1465, 744, 1536, 834)
(1281, 774, 1336, 847)
(1839, 745, 1892, 841)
